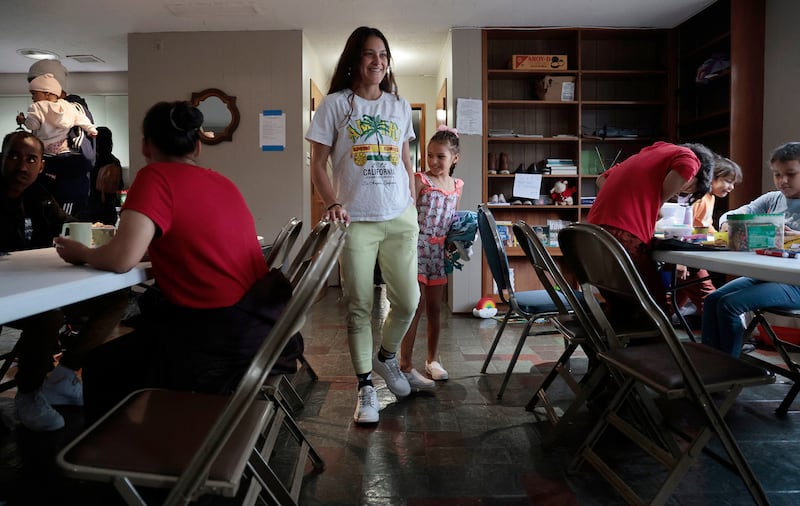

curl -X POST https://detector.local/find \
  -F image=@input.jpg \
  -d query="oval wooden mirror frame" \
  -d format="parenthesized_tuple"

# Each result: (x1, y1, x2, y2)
(190, 88, 240, 145)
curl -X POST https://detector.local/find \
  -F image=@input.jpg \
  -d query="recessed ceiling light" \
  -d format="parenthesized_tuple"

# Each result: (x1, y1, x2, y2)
(66, 54, 105, 64)
(17, 48, 59, 60)
(166, 1, 260, 17)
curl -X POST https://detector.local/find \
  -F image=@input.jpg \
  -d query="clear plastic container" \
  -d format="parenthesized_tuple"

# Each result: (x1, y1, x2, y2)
(727, 213, 784, 251)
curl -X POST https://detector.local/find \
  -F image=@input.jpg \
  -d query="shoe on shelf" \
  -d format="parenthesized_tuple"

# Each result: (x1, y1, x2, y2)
(41, 364, 84, 406)
(511, 199, 522, 205)
(499, 152, 509, 172)
(488, 152, 497, 173)
(490, 194, 499, 204)
(373, 354, 411, 397)
(498, 194, 507, 204)
(425, 360, 449, 381)
(404, 369, 435, 392)
(353, 385, 379, 424)
(15, 390, 65, 432)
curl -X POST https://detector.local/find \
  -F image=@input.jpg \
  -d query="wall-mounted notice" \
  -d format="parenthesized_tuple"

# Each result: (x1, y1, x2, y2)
(260, 110, 285, 151)
(455, 98, 482, 136)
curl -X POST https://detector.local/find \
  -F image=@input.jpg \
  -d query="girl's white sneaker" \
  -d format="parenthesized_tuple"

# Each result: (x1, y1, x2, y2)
(425, 360, 449, 381)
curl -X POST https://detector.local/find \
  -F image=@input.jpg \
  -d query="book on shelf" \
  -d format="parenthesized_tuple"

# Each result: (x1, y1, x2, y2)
(495, 221, 516, 249)
(545, 158, 574, 165)
(549, 165, 578, 175)
(546, 219, 571, 247)
(530, 225, 549, 246)
(488, 129, 515, 137)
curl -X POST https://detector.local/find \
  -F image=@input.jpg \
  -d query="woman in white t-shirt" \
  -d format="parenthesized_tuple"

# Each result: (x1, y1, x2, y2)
(306, 26, 419, 425)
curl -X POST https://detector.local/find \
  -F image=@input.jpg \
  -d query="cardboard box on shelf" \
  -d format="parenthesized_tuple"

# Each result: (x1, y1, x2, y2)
(511, 54, 568, 70)
(534, 75, 576, 101)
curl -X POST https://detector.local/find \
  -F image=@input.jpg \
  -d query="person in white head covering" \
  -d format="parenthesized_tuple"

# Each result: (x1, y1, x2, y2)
(17, 73, 97, 156)
(21, 60, 98, 218)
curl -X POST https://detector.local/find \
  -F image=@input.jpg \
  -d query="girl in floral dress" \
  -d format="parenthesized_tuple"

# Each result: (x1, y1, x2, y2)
(400, 126, 463, 389)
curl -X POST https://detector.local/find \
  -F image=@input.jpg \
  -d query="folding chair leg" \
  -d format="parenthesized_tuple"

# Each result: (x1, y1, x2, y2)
(497, 318, 538, 399)
(481, 312, 511, 373)
(248, 449, 296, 506)
(526, 342, 579, 411)
(778, 383, 800, 415)
(296, 354, 318, 382)
(745, 312, 800, 415)
(692, 389, 770, 505)
(542, 363, 609, 447)
(112, 476, 147, 506)
(0, 339, 20, 393)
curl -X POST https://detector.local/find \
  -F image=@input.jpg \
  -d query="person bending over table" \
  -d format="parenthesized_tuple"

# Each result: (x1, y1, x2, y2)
(0, 130, 127, 432)
(586, 141, 714, 322)
(702, 142, 800, 357)
(54, 101, 290, 422)
(669, 156, 742, 320)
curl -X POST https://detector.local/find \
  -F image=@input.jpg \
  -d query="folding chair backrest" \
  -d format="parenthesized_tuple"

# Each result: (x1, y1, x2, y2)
(512, 221, 571, 314)
(558, 222, 686, 354)
(165, 223, 347, 504)
(265, 217, 303, 271)
(477, 204, 514, 304)
(285, 218, 332, 287)
(513, 221, 607, 343)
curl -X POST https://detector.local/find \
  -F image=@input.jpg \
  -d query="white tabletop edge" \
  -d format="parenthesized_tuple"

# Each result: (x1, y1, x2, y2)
(653, 249, 800, 286)
(0, 248, 151, 325)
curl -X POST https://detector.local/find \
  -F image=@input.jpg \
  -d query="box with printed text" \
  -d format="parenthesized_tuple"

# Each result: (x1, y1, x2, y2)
(511, 54, 568, 70)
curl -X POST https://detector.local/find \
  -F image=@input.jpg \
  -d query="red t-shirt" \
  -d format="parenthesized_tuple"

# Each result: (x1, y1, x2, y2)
(587, 142, 700, 244)
(124, 162, 267, 308)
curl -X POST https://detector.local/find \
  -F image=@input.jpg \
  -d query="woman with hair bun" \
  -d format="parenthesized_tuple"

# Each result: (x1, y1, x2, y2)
(55, 101, 282, 420)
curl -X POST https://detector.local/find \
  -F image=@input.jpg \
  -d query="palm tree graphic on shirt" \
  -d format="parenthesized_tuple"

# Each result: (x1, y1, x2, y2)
(348, 114, 400, 166)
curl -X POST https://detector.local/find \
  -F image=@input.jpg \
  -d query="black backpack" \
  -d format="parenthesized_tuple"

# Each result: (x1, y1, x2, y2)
(65, 93, 96, 165)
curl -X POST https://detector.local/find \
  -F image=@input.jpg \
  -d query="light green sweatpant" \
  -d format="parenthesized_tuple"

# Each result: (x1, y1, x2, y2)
(341, 204, 420, 375)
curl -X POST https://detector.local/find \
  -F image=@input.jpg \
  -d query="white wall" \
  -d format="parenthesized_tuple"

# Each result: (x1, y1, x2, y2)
(763, 0, 800, 191)
(397, 75, 438, 149)
(128, 31, 305, 242)
(449, 29, 483, 313)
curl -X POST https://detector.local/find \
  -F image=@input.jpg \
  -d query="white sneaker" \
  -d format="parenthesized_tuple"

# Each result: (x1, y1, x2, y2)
(41, 364, 84, 406)
(15, 390, 65, 432)
(425, 360, 449, 381)
(354, 385, 379, 424)
(404, 369, 435, 392)
(372, 354, 411, 398)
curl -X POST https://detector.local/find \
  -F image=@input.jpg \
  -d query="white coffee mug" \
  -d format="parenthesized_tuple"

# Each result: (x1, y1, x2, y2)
(91, 225, 117, 247)
(61, 222, 93, 247)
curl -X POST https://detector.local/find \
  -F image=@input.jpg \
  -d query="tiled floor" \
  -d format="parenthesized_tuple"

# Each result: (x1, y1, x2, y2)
(1, 286, 800, 505)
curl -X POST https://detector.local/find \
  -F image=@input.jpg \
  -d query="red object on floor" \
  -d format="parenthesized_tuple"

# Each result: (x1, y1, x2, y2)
(755, 324, 800, 348)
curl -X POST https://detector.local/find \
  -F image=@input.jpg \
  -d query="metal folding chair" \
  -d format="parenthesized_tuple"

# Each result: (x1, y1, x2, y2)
(742, 307, 800, 415)
(477, 205, 564, 399)
(512, 222, 597, 422)
(560, 223, 773, 505)
(266, 218, 334, 412)
(265, 217, 303, 272)
(57, 224, 348, 506)
(514, 221, 661, 443)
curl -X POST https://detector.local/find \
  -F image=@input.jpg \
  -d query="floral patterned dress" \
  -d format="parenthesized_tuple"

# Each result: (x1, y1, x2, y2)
(416, 172, 464, 286)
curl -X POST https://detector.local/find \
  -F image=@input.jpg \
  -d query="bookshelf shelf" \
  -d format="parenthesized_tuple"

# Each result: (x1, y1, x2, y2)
(482, 27, 671, 296)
